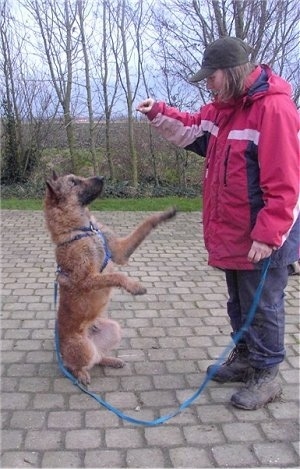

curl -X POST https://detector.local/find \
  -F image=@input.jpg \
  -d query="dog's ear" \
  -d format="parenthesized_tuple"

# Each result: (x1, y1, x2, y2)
(45, 173, 59, 199)
(45, 179, 56, 196)
(45, 170, 59, 193)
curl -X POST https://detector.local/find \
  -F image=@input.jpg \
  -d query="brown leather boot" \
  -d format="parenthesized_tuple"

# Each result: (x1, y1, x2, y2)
(206, 343, 253, 383)
(231, 366, 282, 410)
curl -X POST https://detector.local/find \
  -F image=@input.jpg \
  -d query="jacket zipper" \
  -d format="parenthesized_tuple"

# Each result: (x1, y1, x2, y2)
(224, 145, 231, 186)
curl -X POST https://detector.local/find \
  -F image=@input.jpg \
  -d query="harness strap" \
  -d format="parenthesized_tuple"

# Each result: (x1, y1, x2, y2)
(89, 223, 112, 270)
(56, 222, 112, 273)
(57, 232, 93, 247)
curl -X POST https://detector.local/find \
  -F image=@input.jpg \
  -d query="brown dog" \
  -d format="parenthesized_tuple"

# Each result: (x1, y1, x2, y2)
(44, 172, 176, 385)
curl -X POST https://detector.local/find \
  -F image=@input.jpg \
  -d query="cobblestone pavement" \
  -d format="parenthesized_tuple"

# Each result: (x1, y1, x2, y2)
(1, 209, 299, 468)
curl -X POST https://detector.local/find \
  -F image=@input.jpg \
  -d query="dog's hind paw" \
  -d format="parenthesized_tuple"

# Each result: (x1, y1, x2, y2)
(99, 356, 125, 368)
(77, 369, 91, 386)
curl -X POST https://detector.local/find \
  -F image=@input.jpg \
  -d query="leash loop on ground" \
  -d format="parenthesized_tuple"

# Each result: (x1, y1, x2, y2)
(54, 256, 271, 426)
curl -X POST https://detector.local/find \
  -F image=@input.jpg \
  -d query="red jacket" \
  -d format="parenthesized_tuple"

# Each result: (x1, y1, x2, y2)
(146, 65, 299, 269)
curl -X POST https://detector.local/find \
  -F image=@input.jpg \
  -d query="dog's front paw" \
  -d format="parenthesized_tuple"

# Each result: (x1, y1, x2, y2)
(114, 358, 125, 368)
(163, 207, 177, 220)
(124, 278, 147, 295)
(130, 281, 147, 295)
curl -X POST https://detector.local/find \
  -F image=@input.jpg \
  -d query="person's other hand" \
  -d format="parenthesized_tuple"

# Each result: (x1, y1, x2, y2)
(136, 98, 155, 114)
(247, 240, 273, 263)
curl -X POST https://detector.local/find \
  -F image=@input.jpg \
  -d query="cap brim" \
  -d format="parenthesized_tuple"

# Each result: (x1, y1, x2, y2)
(189, 67, 216, 83)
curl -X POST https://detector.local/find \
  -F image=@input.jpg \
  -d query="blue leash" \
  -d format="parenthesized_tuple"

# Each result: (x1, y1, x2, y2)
(54, 257, 271, 426)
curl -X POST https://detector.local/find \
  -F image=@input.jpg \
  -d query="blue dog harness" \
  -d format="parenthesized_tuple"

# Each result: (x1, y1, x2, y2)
(54, 222, 112, 306)
(57, 221, 112, 272)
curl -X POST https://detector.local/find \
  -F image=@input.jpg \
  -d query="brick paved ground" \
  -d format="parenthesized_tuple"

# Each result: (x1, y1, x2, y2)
(1, 209, 299, 468)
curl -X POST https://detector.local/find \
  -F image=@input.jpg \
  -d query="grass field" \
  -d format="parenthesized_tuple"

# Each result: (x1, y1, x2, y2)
(1, 196, 202, 212)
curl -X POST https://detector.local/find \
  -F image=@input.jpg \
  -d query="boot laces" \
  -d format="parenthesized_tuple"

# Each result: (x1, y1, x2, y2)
(224, 346, 239, 366)
(223, 344, 247, 366)
(251, 367, 278, 385)
(244, 367, 279, 390)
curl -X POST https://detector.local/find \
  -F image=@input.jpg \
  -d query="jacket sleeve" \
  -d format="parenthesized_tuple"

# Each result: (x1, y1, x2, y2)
(251, 96, 300, 248)
(146, 101, 205, 151)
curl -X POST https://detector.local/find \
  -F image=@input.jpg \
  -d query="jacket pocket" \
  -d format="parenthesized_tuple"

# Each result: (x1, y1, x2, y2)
(223, 145, 231, 186)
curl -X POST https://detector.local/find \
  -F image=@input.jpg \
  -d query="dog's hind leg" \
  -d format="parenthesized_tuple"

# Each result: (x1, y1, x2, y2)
(89, 318, 125, 368)
(60, 335, 96, 385)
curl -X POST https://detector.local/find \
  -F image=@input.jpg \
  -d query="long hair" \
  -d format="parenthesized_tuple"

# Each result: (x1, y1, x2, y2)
(218, 62, 256, 102)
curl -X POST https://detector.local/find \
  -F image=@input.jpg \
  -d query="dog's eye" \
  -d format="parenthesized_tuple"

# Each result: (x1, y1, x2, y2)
(71, 178, 79, 186)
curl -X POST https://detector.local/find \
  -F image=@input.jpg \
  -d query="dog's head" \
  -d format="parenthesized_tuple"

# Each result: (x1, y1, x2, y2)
(45, 171, 104, 207)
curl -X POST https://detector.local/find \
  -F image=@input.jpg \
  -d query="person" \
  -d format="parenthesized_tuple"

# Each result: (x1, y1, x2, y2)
(136, 36, 299, 410)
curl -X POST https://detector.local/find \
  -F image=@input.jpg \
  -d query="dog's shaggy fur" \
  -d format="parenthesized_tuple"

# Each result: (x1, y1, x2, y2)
(44, 172, 176, 385)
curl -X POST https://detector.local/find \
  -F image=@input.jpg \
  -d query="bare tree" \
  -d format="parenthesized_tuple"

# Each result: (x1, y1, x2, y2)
(0, 0, 56, 181)
(108, 0, 146, 187)
(138, 61, 159, 187)
(76, 0, 97, 174)
(80, 0, 122, 182)
(99, 0, 120, 182)
(0, 0, 22, 182)
(23, 0, 80, 171)
(151, 0, 300, 106)
(146, 16, 196, 187)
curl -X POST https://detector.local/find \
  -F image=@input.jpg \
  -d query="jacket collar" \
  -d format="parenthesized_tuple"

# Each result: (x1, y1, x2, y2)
(212, 65, 270, 110)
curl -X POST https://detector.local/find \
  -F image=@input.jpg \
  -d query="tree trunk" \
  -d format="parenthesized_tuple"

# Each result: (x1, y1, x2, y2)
(77, 0, 97, 174)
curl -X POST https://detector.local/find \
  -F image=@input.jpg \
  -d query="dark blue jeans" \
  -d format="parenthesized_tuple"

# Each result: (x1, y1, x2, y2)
(225, 267, 288, 369)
